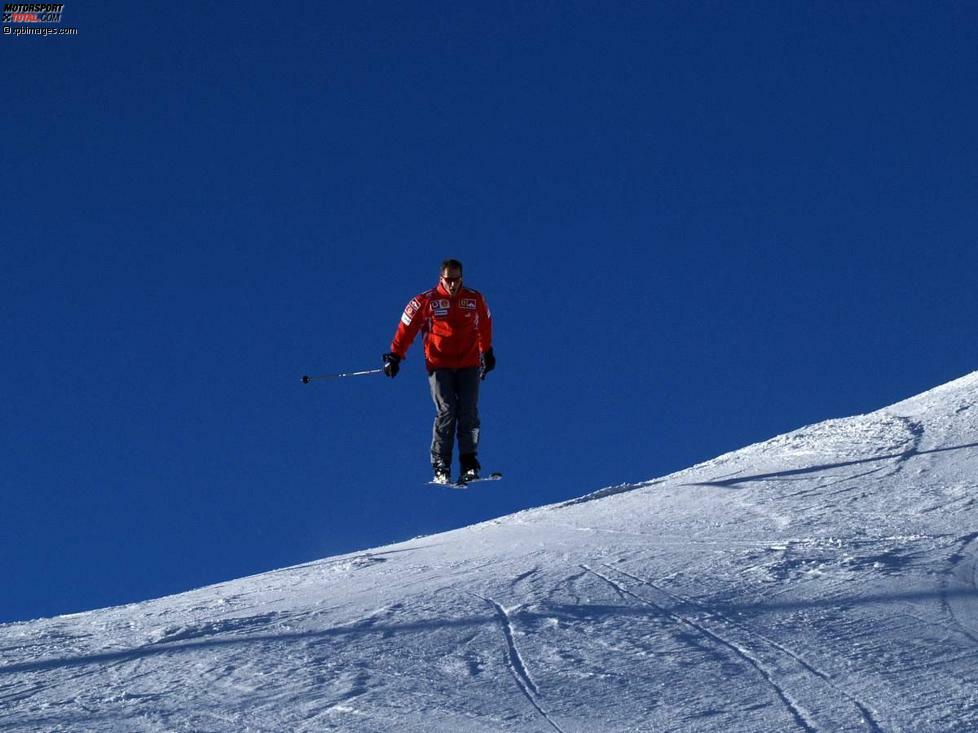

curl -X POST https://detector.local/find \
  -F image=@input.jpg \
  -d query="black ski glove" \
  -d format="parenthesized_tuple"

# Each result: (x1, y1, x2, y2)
(383, 352, 401, 378)
(480, 348, 496, 380)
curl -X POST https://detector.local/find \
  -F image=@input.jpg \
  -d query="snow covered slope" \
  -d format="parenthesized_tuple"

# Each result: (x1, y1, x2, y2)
(4, 373, 978, 732)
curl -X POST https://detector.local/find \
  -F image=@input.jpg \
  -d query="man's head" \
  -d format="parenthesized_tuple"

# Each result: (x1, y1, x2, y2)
(440, 259, 463, 296)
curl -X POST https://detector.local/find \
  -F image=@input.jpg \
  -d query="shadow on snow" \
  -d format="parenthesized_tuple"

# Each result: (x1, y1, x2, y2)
(683, 441, 978, 489)
(4, 585, 978, 678)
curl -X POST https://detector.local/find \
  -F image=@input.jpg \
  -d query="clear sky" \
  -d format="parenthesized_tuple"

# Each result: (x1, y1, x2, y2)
(2, 1, 976, 623)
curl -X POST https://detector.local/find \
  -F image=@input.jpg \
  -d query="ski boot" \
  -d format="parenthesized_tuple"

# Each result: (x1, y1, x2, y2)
(459, 453, 481, 484)
(432, 463, 452, 485)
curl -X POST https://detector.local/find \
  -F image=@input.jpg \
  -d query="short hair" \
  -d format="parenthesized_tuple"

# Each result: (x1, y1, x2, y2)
(441, 258, 463, 274)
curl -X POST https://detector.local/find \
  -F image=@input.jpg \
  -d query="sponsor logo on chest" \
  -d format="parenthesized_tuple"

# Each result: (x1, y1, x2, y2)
(431, 298, 450, 316)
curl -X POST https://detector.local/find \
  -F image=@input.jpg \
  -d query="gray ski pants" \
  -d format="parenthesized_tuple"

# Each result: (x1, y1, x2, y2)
(428, 367, 480, 467)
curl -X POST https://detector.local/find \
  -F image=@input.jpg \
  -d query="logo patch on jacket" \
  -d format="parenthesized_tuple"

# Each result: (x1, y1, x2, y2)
(431, 298, 450, 317)
(460, 298, 477, 310)
(401, 299, 421, 326)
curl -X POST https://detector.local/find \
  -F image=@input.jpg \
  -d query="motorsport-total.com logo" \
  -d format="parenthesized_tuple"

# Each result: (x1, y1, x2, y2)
(3, 3, 65, 22)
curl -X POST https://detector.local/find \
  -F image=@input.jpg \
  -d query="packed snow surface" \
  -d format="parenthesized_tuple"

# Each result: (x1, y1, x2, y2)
(4, 373, 978, 732)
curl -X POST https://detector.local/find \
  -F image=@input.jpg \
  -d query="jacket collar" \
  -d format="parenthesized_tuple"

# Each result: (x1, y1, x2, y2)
(435, 281, 463, 299)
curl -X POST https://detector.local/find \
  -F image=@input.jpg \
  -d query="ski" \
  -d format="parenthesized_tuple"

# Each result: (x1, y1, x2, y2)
(428, 471, 503, 490)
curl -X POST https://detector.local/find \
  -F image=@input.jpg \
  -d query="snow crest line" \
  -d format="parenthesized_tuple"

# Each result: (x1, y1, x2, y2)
(580, 564, 820, 733)
(557, 479, 666, 508)
(474, 593, 565, 733)
(605, 565, 884, 733)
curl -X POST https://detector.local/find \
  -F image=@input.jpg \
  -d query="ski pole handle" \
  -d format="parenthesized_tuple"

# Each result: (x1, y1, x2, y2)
(301, 368, 385, 384)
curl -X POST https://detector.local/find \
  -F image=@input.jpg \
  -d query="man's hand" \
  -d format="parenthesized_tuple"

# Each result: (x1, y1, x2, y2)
(383, 353, 401, 378)
(480, 348, 496, 380)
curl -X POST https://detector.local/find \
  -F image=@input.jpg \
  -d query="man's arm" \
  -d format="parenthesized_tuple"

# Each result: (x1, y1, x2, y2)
(477, 293, 492, 353)
(477, 293, 495, 379)
(390, 294, 427, 359)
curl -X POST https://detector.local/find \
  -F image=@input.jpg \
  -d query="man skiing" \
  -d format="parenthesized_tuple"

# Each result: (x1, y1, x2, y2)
(383, 259, 496, 485)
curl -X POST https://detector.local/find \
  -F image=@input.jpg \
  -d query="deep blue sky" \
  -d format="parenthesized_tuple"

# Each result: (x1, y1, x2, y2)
(3, 2, 976, 623)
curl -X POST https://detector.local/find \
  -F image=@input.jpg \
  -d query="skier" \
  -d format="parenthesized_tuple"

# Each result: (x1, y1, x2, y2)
(383, 259, 496, 484)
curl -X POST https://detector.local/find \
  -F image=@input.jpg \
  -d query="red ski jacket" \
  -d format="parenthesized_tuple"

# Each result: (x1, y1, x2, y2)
(390, 282, 492, 371)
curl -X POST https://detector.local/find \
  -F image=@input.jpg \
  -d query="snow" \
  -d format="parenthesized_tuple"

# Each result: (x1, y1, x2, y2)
(4, 372, 978, 731)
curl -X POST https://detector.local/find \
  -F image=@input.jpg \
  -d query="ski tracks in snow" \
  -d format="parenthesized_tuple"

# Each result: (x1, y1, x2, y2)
(942, 531, 978, 644)
(473, 592, 566, 733)
(581, 564, 883, 733)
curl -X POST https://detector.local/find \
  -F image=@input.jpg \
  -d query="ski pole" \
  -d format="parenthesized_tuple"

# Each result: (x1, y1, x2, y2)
(301, 368, 385, 384)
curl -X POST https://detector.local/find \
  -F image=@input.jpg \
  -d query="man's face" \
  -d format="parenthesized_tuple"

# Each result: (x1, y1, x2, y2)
(441, 267, 463, 296)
